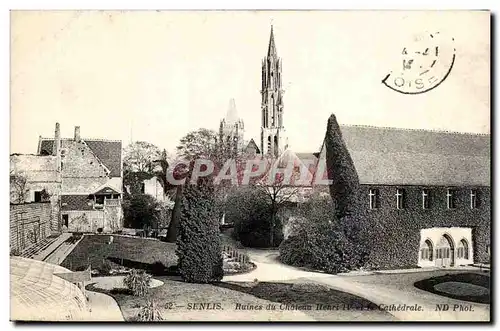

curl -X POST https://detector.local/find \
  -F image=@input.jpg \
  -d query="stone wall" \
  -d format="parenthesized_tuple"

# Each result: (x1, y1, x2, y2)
(10, 202, 52, 254)
(357, 185, 490, 269)
(63, 205, 123, 233)
(60, 140, 109, 178)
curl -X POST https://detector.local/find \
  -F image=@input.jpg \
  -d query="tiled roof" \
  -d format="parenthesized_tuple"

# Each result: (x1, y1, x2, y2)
(61, 195, 93, 211)
(39, 138, 122, 177)
(316, 125, 490, 186)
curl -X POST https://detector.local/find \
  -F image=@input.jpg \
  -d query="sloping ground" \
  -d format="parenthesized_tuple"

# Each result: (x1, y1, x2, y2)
(89, 277, 392, 321)
(61, 234, 177, 271)
(10, 257, 90, 321)
(225, 249, 490, 321)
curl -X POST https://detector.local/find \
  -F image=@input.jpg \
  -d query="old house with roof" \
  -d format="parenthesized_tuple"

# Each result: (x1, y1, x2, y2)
(38, 123, 124, 233)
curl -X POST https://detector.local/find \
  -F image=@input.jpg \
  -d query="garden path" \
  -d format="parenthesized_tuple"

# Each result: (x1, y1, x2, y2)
(87, 290, 124, 321)
(224, 248, 490, 321)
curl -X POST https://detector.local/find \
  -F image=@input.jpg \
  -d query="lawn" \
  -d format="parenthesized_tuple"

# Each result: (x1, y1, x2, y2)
(88, 279, 395, 321)
(61, 234, 177, 272)
(414, 272, 490, 304)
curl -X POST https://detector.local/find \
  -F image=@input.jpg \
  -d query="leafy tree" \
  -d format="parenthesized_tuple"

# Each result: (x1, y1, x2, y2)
(176, 178, 223, 283)
(176, 128, 219, 161)
(123, 141, 161, 174)
(122, 194, 160, 230)
(153, 149, 172, 195)
(324, 114, 373, 261)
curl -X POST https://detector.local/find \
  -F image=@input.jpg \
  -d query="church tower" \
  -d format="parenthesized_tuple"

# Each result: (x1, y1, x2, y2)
(261, 25, 287, 158)
(219, 98, 245, 158)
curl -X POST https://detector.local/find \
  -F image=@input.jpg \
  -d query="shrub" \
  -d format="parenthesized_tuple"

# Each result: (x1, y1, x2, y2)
(136, 300, 163, 321)
(177, 179, 223, 283)
(98, 260, 113, 275)
(97, 228, 103, 234)
(280, 221, 352, 274)
(123, 269, 152, 296)
(150, 261, 166, 276)
(227, 188, 283, 248)
(279, 194, 369, 274)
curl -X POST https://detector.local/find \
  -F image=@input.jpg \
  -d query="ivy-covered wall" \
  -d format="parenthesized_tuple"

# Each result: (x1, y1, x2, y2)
(358, 185, 490, 269)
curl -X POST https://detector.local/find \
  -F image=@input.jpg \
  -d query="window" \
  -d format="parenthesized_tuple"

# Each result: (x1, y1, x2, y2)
(34, 191, 42, 203)
(368, 189, 380, 209)
(396, 189, 405, 209)
(422, 189, 430, 209)
(470, 189, 477, 209)
(447, 189, 456, 209)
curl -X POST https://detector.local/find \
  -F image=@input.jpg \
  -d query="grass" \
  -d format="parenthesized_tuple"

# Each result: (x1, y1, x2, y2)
(61, 234, 177, 272)
(414, 272, 490, 304)
(87, 278, 395, 321)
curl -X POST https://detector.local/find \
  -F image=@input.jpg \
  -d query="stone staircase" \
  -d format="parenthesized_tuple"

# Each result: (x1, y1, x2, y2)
(20, 236, 61, 259)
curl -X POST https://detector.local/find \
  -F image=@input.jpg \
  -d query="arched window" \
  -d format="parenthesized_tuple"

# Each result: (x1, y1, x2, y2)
(420, 239, 433, 261)
(457, 239, 469, 259)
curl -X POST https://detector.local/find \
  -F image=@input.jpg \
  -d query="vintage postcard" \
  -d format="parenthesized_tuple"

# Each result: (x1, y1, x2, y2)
(9, 10, 490, 322)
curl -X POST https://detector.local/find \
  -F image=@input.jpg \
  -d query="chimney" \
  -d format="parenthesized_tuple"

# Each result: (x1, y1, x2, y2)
(53, 122, 61, 156)
(74, 126, 81, 142)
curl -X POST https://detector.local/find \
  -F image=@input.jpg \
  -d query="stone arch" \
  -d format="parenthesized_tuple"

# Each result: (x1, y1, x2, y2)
(436, 233, 455, 267)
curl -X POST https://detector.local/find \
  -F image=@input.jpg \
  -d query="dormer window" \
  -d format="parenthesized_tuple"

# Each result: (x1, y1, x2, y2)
(446, 189, 457, 209)
(369, 189, 380, 209)
(470, 189, 478, 209)
(422, 189, 430, 209)
(395, 189, 405, 209)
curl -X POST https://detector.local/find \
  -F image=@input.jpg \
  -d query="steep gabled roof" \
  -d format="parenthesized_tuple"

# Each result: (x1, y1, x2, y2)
(38, 138, 122, 177)
(245, 138, 261, 154)
(316, 125, 490, 186)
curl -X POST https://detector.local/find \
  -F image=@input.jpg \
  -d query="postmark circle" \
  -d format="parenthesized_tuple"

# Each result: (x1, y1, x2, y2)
(382, 32, 456, 94)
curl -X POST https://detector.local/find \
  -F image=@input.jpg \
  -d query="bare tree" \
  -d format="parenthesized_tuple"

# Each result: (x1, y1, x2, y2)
(255, 159, 301, 247)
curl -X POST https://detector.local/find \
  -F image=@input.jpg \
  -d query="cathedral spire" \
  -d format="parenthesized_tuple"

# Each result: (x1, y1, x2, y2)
(225, 98, 238, 124)
(267, 25, 277, 57)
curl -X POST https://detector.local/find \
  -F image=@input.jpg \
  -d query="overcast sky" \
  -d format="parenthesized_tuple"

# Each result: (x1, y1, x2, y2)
(10, 10, 490, 155)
